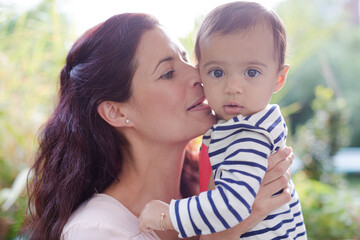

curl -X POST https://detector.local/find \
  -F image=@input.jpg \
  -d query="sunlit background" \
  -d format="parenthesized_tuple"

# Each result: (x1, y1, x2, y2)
(4, 0, 283, 37)
(1, 0, 360, 239)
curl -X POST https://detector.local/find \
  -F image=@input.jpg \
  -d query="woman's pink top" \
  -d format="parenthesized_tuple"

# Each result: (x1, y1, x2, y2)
(62, 193, 160, 240)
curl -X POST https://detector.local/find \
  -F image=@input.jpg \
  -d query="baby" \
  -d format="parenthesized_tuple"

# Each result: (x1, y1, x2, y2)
(139, 2, 307, 239)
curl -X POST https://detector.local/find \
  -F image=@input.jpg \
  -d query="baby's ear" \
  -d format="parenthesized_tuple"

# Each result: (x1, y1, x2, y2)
(97, 101, 134, 127)
(274, 64, 289, 93)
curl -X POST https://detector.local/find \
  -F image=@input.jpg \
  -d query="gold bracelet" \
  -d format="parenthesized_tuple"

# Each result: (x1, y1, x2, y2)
(160, 212, 167, 231)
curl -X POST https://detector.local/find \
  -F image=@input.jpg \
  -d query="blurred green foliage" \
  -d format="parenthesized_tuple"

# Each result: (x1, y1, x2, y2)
(0, 0, 71, 238)
(293, 172, 360, 239)
(0, 0, 70, 171)
(275, 0, 360, 146)
(294, 86, 349, 181)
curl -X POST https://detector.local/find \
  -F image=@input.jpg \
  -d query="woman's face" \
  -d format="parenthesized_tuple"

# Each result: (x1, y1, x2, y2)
(127, 28, 215, 144)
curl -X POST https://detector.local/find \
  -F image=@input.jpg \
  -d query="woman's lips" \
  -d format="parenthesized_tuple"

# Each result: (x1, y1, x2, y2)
(187, 96, 211, 111)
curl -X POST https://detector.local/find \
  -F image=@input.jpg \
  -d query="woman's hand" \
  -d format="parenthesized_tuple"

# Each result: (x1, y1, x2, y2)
(200, 146, 294, 240)
(250, 146, 294, 221)
(139, 200, 174, 233)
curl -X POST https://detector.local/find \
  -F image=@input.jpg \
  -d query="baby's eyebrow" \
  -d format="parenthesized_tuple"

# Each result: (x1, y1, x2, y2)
(202, 60, 226, 68)
(245, 61, 268, 68)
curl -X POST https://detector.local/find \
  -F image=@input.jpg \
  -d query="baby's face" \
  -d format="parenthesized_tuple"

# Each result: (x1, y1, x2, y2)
(199, 24, 286, 121)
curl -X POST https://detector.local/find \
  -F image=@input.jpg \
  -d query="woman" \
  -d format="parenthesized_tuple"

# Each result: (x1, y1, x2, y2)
(22, 13, 294, 240)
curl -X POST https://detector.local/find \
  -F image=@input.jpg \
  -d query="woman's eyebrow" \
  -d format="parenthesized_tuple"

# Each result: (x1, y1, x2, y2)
(152, 56, 174, 74)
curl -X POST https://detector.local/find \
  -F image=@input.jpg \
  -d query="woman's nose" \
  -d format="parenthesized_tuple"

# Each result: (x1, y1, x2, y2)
(186, 64, 202, 88)
(225, 76, 243, 94)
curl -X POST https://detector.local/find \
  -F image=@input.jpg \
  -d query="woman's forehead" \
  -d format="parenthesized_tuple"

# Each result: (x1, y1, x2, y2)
(134, 28, 186, 72)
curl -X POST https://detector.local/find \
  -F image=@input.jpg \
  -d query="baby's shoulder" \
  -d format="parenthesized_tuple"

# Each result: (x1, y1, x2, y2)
(243, 104, 284, 131)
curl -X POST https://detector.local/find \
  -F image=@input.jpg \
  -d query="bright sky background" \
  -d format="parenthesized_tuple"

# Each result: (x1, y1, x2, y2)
(5, 0, 283, 38)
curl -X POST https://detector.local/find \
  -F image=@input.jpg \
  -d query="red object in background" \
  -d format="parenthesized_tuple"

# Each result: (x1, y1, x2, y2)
(199, 143, 211, 192)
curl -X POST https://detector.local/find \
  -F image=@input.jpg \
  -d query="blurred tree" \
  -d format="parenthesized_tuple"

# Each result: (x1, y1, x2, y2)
(179, 16, 202, 65)
(0, 0, 70, 172)
(294, 86, 349, 181)
(275, 0, 360, 147)
(293, 172, 360, 239)
(0, 0, 71, 238)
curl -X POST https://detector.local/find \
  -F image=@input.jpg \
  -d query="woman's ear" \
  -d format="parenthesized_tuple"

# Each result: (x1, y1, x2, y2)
(97, 101, 133, 127)
(274, 64, 289, 93)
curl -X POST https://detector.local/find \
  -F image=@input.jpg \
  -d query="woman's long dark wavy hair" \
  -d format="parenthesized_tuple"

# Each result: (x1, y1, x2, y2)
(21, 13, 199, 240)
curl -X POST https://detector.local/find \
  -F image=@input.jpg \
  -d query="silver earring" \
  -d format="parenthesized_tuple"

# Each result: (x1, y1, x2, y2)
(125, 119, 130, 124)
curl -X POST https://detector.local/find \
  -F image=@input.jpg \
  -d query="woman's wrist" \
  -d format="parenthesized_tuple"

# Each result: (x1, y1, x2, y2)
(164, 210, 174, 230)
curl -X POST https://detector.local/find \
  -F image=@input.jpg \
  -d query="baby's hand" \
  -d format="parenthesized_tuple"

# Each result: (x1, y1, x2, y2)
(139, 200, 173, 232)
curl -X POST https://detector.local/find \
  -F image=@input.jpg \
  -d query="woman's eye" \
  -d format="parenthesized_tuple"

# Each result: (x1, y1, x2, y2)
(245, 69, 260, 78)
(209, 69, 225, 78)
(161, 70, 174, 79)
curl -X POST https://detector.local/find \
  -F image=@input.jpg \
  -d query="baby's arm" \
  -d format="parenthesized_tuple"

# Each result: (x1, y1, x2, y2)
(139, 200, 174, 232)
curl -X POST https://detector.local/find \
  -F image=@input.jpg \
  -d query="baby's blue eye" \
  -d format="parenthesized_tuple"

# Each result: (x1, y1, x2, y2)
(245, 69, 260, 78)
(161, 70, 174, 79)
(209, 69, 225, 78)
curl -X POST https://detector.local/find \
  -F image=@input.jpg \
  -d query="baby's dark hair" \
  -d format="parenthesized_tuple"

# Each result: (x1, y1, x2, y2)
(195, 1, 287, 69)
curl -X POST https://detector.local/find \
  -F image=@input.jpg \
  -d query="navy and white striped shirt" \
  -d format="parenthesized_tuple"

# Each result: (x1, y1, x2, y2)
(169, 104, 306, 239)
